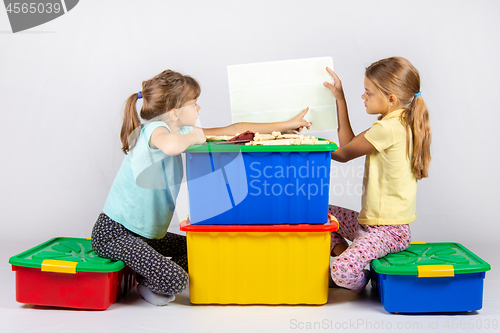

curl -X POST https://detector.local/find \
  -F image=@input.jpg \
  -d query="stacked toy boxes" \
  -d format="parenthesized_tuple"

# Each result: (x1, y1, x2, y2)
(181, 140, 339, 305)
(371, 242, 491, 313)
(9, 237, 135, 310)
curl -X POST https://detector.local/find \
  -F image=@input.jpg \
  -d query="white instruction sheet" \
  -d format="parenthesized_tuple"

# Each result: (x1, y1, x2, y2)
(227, 57, 337, 132)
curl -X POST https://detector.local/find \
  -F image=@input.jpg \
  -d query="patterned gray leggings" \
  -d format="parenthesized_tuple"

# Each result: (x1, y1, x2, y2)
(91, 213, 188, 295)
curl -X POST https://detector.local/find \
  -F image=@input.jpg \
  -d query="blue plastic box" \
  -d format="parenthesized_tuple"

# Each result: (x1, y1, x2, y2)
(185, 141, 337, 225)
(371, 242, 491, 313)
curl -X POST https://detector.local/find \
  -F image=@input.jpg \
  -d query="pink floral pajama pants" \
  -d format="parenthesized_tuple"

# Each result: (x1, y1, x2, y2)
(329, 205, 411, 293)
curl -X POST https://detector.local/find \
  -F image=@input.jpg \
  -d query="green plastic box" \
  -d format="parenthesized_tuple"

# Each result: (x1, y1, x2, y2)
(9, 237, 136, 310)
(371, 242, 491, 313)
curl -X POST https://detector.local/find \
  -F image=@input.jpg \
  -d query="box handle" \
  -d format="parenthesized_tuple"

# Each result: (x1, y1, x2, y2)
(417, 265, 454, 277)
(41, 260, 78, 274)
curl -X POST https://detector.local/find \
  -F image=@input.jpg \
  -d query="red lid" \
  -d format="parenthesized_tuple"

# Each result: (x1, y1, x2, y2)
(179, 216, 339, 233)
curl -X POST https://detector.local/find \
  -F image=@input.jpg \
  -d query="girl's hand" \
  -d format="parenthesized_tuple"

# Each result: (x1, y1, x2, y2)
(190, 127, 207, 145)
(323, 67, 345, 101)
(284, 107, 312, 133)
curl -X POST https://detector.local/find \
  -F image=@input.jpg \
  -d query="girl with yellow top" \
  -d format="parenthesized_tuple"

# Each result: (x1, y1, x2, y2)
(324, 57, 431, 292)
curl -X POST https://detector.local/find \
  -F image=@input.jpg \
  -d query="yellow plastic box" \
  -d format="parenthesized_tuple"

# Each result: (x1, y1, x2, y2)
(179, 217, 338, 305)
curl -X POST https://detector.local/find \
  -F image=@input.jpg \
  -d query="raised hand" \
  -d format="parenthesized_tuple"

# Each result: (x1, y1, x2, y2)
(323, 67, 345, 101)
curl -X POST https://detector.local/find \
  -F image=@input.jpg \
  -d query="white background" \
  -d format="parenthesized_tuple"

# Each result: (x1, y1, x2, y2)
(1, 1, 499, 332)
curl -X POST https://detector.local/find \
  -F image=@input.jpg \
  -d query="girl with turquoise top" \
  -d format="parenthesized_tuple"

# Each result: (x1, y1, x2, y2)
(91, 69, 311, 305)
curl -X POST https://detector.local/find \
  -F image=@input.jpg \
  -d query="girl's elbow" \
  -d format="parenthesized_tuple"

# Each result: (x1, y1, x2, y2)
(164, 150, 182, 156)
(160, 144, 184, 156)
(331, 152, 349, 163)
(161, 148, 179, 156)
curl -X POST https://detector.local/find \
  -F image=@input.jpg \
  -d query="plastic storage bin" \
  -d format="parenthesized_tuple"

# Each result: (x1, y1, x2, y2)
(185, 140, 338, 225)
(371, 242, 491, 313)
(9, 237, 136, 310)
(179, 217, 338, 305)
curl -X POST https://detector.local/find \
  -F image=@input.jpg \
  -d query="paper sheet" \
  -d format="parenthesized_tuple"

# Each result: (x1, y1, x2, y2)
(227, 57, 337, 132)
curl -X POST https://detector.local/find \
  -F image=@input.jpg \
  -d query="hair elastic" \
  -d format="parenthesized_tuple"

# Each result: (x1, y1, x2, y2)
(414, 91, 421, 97)
(137, 91, 142, 99)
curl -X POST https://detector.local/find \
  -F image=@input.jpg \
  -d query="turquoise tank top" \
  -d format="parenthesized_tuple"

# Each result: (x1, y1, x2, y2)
(103, 121, 193, 239)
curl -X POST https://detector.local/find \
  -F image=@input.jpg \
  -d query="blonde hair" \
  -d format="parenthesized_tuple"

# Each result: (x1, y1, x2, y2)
(365, 57, 431, 180)
(120, 70, 201, 154)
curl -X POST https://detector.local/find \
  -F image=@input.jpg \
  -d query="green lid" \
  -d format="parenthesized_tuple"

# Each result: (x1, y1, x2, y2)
(185, 139, 338, 153)
(9, 237, 125, 273)
(371, 242, 491, 275)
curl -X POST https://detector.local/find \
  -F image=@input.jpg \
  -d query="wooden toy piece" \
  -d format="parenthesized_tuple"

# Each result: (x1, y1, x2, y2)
(254, 133, 277, 141)
(305, 139, 330, 145)
(206, 135, 234, 141)
(247, 139, 301, 145)
(281, 134, 301, 139)
(246, 137, 330, 145)
(215, 130, 255, 145)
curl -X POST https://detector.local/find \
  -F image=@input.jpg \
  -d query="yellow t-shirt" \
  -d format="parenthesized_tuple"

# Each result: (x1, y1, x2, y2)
(358, 109, 417, 225)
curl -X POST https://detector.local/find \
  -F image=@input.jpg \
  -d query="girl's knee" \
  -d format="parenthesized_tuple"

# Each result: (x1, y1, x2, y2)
(330, 262, 346, 287)
(401, 236, 411, 251)
(171, 255, 188, 273)
(167, 267, 188, 295)
(330, 259, 369, 292)
(156, 260, 189, 295)
(90, 228, 110, 259)
(387, 225, 412, 253)
(330, 255, 351, 281)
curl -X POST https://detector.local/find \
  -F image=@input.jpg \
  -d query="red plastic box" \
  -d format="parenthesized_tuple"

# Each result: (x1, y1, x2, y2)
(9, 237, 135, 310)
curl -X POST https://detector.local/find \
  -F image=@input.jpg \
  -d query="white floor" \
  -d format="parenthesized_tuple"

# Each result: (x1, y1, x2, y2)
(1, 240, 498, 333)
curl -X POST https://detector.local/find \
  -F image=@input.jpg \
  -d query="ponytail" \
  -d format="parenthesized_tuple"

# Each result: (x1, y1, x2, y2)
(402, 96, 431, 180)
(120, 93, 141, 154)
